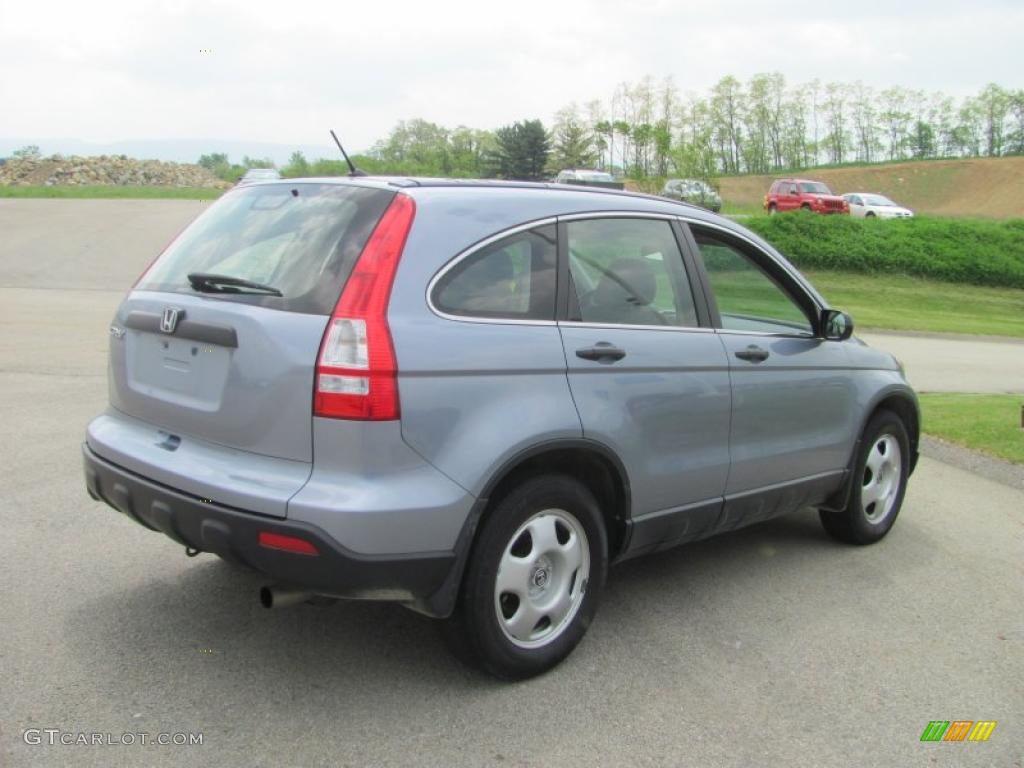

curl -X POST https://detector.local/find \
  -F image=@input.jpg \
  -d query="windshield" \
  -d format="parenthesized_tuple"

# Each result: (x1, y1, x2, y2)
(136, 183, 395, 314)
(863, 194, 895, 206)
(578, 171, 615, 182)
(799, 182, 833, 195)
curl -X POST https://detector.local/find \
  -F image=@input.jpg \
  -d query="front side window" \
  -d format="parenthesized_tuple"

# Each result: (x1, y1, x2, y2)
(433, 225, 556, 320)
(692, 229, 813, 335)
(567, 218, 698, 328)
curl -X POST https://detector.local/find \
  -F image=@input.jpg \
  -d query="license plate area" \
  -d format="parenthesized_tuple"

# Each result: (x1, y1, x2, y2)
(127, 331, 231, 410)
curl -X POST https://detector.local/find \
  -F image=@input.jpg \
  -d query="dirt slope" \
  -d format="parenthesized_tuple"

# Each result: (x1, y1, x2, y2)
(717, 156, 1024, 218)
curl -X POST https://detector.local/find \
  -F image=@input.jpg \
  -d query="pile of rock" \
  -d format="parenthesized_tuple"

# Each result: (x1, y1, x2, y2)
(0, 154, 230, 188)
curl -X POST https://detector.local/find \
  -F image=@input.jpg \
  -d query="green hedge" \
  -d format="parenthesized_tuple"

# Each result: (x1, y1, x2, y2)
(743, 214, 1024, 289)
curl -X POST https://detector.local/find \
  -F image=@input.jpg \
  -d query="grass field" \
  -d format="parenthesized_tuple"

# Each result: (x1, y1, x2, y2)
(919, 394, 1024, 464)
(0, 185, 224, 199)
(805, 271, 1024, 337)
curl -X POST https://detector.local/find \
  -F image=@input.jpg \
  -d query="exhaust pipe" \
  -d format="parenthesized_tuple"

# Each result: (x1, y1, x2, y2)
(259, 585, 314, 609)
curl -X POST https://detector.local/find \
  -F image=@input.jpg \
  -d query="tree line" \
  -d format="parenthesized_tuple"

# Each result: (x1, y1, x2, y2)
(204, 75, 1024, 182)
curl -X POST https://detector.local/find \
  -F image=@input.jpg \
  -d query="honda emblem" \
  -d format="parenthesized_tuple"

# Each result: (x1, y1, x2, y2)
(160, 307, 183, 334)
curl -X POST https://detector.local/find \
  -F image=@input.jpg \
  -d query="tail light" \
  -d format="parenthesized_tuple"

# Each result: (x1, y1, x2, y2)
(314, 193, 416, 420)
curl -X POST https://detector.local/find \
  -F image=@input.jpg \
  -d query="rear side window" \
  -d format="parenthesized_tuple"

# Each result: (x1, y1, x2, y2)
(567, 218, 698, 328)
(432, 225, 557, 320)
(136, 183, 395, 314)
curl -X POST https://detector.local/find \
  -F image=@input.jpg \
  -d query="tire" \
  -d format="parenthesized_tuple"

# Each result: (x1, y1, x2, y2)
(443, 474, 608, 680)
(820, 410, 910, 545)
(768, 204, 777, 215)
(800, 203, 812, 212)
(865, 211, 876, 218)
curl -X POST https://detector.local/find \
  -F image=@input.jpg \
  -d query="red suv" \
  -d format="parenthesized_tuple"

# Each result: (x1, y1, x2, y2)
(764, 179, 849, 215)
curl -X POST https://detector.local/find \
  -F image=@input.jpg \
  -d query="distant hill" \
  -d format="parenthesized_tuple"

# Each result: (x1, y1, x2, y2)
(718, 157, 1024, 219)
(0, 138, 341, 167)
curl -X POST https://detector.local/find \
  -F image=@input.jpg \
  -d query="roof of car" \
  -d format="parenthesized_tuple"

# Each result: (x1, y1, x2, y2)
(264, 175, 701, 206)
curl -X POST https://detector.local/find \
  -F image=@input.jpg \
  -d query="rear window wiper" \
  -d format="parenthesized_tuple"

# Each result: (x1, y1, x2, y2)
(187, 273, 283, 297)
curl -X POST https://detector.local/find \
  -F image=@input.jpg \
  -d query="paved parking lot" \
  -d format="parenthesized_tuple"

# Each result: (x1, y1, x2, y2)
(1, 199, 1021, 767)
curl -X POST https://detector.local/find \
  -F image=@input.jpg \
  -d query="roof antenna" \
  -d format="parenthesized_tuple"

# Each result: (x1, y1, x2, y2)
(330, 129, 367, 177)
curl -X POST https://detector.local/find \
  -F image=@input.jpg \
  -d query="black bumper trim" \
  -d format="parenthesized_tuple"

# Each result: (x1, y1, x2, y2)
(83, 444, 455, 608)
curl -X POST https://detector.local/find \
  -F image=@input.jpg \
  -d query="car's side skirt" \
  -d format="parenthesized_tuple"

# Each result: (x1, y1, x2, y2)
(620, 470, 846, 560)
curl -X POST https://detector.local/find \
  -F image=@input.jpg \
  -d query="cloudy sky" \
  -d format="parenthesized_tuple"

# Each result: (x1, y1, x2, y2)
(1, 0, 1022, 157)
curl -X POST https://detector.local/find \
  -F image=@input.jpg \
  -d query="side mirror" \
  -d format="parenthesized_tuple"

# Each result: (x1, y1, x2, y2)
(821, 309, 854, 341)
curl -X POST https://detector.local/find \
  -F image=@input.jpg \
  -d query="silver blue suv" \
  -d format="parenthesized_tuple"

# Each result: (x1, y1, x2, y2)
(83, 178, 919, 679)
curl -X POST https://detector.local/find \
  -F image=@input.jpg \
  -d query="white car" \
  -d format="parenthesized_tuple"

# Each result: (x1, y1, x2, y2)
(842, 193, 914, 219)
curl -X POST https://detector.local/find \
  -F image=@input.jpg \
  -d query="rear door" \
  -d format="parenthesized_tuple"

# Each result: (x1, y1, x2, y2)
(558, 215, 732, 551)
(99, 183, 395, 512)
(683, 223, 857, 527)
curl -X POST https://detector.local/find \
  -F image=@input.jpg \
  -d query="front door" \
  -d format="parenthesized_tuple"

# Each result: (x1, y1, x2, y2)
(685, 224, 858, 528)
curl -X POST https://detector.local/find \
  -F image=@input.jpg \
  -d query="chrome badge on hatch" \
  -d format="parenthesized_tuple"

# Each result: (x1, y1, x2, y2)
(160, 307, 183, 334)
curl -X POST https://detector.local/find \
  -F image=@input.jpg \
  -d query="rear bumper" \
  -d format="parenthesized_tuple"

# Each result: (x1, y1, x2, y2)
(82, 443, 456, 611)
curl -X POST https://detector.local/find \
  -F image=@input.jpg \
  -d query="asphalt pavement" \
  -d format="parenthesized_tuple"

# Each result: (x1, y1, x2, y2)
(859, 331, 1024, 394)
(1, 199, 1021, 767)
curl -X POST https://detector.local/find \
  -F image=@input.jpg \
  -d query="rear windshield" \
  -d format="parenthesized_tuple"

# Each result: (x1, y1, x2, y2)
(136, 183, 395, 314)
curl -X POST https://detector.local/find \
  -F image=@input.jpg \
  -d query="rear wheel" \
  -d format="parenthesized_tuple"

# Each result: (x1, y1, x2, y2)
(800, 203, 812, 212)
(768, 204, 777, 215)
(866, 211, 876, 218)
(444, 474, 607, 680)
(820, 410, 909, 544)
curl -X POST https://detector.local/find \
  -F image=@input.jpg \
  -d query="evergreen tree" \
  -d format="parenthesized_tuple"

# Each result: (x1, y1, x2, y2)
(551, 117, 596, 170)
(492, 120, 550, 180)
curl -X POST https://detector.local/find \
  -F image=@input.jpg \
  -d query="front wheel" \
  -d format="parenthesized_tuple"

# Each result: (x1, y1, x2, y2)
(444, 474, 607, 680)
(820, 410, 910, 544)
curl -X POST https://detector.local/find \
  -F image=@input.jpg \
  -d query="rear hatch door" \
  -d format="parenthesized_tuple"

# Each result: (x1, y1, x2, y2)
(99, 182, 396, 514)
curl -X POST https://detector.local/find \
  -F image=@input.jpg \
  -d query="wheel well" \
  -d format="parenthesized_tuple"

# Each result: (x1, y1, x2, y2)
(484, 447, 629, 558)
(872, 395, 920, 464)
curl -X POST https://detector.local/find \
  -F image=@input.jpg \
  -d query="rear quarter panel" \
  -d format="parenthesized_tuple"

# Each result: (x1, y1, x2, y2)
(389, 189, 590, 495)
